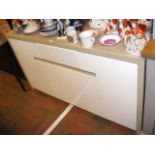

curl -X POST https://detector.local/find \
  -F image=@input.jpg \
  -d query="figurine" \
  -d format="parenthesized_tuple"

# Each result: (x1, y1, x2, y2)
(64, 19, 70, 27)
(89, 19, 109, 30)
(70, 19, 84, 31)
(118, 19, 132, 41)
(137, 19, 152, 41)
(12, 19, 23, 33)
(104, 19, 119, 34)
(89, 19, 109, 35)
(56, 19, 65, 37)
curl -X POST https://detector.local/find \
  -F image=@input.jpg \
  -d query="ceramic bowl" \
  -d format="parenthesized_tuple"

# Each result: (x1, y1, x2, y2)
(99, 34, 121, 46)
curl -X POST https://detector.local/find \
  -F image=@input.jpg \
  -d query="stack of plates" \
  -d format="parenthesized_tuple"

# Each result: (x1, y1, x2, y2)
(40, 23, 58, 37)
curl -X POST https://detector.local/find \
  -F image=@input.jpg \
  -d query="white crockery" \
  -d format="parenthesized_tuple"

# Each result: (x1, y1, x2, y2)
(66, 30, 78, 43)
(23, 21, 39, 34)
(99, 34, 121, 46)
(65, 26, 75, 33)
(79, 30, 95, 48)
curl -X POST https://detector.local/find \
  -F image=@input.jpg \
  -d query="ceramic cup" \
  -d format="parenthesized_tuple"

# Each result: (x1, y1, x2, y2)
(66, 30, 78, 43)
(79, 30, 95, 48)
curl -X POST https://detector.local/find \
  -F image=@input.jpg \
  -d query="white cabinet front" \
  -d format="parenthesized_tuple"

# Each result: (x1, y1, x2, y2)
(32, 56, 96, 103)
(9, 40, 96, 104)
(76, 55, 138, 130)
(8, 39, 138, 130)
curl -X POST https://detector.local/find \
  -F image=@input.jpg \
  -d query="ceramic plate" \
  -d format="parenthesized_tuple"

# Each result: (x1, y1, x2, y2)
(40, 29, 58, 37)
(99, 34, 121, 46)
(23, 24, 40, 34)
(23, 27, 39, 34)
(40, 25, 57, 33)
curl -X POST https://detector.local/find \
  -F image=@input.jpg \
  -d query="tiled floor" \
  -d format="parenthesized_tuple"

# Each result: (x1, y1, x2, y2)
(51, 106, 135, 135)
(0, 70, 68, 134)
(0, 70, 136, 135)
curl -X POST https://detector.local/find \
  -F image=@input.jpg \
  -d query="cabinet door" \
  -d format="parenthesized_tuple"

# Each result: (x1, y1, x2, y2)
(9, 40, 96, 104)
(75, 54, 138, 130)
(31, 56, 96, 103)
(9, 39, 138, 130)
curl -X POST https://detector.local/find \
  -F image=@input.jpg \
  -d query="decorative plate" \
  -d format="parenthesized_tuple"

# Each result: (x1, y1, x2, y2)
(99, 34, 121, 46)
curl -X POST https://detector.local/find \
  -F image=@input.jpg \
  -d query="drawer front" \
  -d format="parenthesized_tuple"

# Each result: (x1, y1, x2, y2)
(36, 43, 97, 74)
(32, 56, 96, 103)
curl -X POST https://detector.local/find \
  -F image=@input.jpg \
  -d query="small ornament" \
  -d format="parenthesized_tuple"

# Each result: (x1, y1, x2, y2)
(56, 19, 65, 37)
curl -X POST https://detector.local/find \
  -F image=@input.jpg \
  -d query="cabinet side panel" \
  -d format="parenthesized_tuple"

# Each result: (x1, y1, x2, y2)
(143, 59, 155, 134)
(8, 39, 37, 88)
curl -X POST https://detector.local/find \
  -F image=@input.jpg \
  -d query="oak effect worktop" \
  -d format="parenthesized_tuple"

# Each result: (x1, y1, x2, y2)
(6, 31, 144, 64)
(142, 39, 155, 59)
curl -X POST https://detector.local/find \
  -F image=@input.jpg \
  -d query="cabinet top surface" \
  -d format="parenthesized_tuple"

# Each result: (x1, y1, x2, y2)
(142, 39, 155, 59)
(6, 31, 144, 64)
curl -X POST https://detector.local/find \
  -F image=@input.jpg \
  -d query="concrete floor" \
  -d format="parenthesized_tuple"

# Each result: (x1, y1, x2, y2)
(0, 70, 135, 135)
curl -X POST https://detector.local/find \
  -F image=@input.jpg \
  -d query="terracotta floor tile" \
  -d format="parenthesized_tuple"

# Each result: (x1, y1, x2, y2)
(0, 70, 68, 135)
(51, 106, 136, 135)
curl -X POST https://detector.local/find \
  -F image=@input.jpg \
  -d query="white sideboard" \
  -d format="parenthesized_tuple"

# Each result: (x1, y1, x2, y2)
(8, 38, 144, 132)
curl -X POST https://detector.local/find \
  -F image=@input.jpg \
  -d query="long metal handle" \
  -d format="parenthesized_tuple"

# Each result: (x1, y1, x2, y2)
(34, 56, 96, 77)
